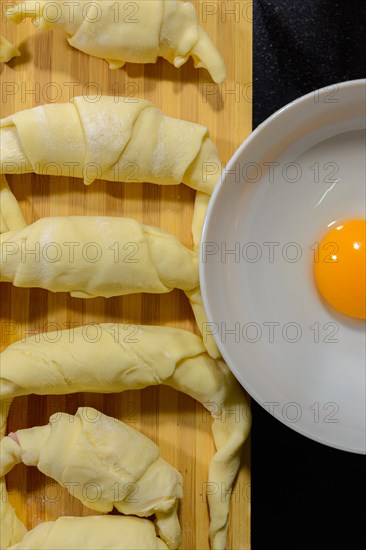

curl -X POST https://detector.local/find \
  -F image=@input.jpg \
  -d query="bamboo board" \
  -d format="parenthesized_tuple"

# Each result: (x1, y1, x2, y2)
(0, 1, 252, 548)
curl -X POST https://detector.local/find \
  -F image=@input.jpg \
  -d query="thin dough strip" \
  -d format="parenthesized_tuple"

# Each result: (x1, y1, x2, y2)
(0, 95, 220, 195)
(0, 325, 251, 549)
(192, 190, 211, 251)
(6, 1, 226, 83)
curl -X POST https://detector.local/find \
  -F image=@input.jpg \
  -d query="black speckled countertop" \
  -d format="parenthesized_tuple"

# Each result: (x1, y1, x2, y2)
(253, 0, 366, 126)
(252, 1, 365, 548)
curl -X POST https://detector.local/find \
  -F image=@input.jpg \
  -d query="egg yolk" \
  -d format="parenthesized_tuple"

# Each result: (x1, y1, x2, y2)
(314, 219, 366, 319)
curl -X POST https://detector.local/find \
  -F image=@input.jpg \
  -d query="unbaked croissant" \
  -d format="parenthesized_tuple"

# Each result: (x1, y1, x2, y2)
(0, 36, 20, 63)
(1, 407, 183, 549)
(0, 95, 220, 194)
(7, 1, 226, 82)
(0, 215, 199, 297)
(7, 516, 169, 549)
(0, 175, 218, 357)
(0, 324, 251, 550)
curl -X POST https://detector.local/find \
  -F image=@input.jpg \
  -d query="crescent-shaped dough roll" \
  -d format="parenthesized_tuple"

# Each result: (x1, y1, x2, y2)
(0, 325, 251, 550)
(6, 1, 226, 82)
(0, 36, 20, 63)
(0, 95, 220, 194)
(0, 176, 219, 357)
(7, 516, 169, 549)
(1, 407, 183, 549)
(0, 215, 199, 297)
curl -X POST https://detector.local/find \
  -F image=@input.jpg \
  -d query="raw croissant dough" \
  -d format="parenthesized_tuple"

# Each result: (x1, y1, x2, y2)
(0, 325, 251, 550)
(7, 1, 226, 82)
(0, 176, 218, 357)
(1, 407, 182, 549)
(7, 516, 169, 549)
(0, 215, 199, 296)
(0, 95, 220, 194)
(0, 36, 20, 63)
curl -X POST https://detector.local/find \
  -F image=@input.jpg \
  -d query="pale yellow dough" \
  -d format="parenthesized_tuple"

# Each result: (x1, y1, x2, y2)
(0, 175, 27, 234)
(0, 215, 199, 296)
(7, 516, 169, 549)
(0, 325, 251, 549)
(192, 191, 211, 251)
(0, 36, 20, 63)
(1, 407, 182, 549)
(6, 1, 226, 82)
(0, 95, 220, 194)
(0, 176, 219, 357)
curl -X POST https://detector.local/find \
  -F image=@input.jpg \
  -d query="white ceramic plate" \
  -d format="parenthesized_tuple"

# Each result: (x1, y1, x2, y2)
(200, 79, 366, 453)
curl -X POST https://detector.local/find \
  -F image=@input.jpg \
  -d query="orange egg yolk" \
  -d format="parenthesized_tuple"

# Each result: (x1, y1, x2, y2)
(314, 219, 366, 320)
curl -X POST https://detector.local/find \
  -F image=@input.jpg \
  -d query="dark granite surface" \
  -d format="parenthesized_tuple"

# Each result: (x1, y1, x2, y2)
(253, 0, 366, 126)
(252, 1, 365, 549)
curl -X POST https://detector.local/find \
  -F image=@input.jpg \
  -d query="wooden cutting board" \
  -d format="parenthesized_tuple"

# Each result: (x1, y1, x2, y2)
(0, 1, 252, 548)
